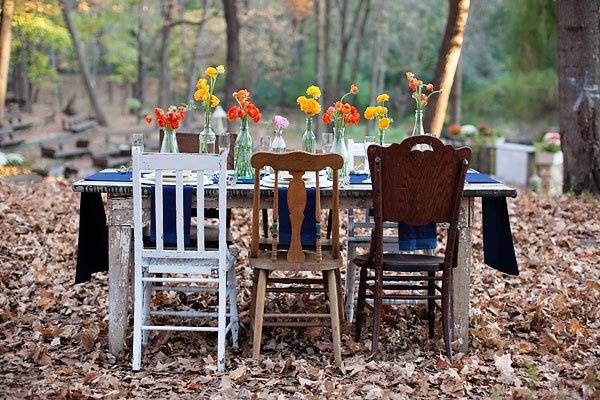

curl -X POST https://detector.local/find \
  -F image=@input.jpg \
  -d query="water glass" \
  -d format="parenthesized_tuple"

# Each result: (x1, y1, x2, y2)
(216, 132, 230, 154)
(258, 136, 271, 152)
(320, 132, 334, 153)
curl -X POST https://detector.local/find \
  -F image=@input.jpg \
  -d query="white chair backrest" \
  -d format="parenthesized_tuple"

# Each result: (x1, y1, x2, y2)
(132, 148, 228, 266)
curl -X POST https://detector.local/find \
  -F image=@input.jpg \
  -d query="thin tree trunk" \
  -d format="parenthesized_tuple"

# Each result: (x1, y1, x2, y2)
(158, 0, 176, 106)
(558, 0, 600, 194)
(62, 0, 108, 125)
(350, 0, 371, 84)
(314, 0, 325, 136)
(450, 60, 462, 125)
(423, 0, 470, 137)
(0, 0, 14, 126)
(322, 0, 332, 109)
(223, 0, 240, 168)
(185, 0, 212, 115)
(136, 0, 146, 115)
(367, 0, 387, 135)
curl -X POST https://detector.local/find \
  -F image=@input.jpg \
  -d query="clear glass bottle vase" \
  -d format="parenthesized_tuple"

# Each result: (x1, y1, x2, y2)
(160, 129, 179, 153)
(302, 117, 316, 153)
(200, 111, 216, 153)
(411, 109, 425, 136)
(271, 129, 286, 153)
(378, 128, 386, 146)
(234, 118, 254, 180)
(328, 125, 349, 184)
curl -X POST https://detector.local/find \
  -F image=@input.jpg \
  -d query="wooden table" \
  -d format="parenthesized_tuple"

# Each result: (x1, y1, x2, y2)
(73, 173, 517, 356)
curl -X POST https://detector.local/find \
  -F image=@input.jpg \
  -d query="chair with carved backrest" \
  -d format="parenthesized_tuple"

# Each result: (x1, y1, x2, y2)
(249, 151, 345, 367)
(353, 136, 471, 357)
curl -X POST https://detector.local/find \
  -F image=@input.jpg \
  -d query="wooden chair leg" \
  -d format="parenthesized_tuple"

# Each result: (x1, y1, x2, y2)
(252, 269, 268, 361)
(249, 268, 260, 334)
(327, 270, 343, 367)
(370, 263, 383, 357)
(354, 264, 368, 342)
(261, 209, 269, 237)
(427, 271, 435, 339)
(344, 249, 358, 323)
(441, 269, 452, 359)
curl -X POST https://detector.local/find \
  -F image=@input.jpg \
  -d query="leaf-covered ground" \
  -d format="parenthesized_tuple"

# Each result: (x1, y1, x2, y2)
(0, 179, 599, 399)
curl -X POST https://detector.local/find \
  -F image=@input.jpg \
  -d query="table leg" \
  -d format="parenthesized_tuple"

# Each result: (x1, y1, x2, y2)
(453, 197, 474, 353)
(106, 195, 134, 356)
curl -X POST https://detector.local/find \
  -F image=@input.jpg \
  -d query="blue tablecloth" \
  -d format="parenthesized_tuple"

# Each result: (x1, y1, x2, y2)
(278, 187, 317, 246)
(149, 185, 192, 246)
(85, 171, 133, 182)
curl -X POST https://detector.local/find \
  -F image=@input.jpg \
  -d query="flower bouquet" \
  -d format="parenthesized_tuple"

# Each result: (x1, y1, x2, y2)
(194, 65, 224, 153)
(271, 115, 289, 153)
(297, 85, 322, 153)
(227, 89, 262, 180)
(322, 84, 360, 183)
(145, 105, 186, 153)
(364, 93, 392, 145)
(405, 72, 441, 136)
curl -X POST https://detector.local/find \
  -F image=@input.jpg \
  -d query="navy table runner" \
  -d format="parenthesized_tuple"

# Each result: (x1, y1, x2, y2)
(278, 187, 317, 246)
(149, 185, 193, 246)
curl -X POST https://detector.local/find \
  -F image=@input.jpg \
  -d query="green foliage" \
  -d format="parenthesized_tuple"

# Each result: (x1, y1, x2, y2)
(524, 361, 540, 380)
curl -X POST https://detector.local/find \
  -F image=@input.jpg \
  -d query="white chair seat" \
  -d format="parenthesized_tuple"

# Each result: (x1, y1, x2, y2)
(144, 248, 238, 274)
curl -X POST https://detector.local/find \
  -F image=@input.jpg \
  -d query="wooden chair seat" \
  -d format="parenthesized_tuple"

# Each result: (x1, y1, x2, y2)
(250, 250, 343, 272)
(353, 253, 444, 272)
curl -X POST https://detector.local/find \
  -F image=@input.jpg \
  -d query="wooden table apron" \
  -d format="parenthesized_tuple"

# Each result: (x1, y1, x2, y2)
(73, 180, 516, 356)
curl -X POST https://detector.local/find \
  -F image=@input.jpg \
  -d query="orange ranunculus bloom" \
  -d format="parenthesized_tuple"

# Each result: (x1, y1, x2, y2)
(426, 83, 434, 92)
(341, 103, 352, 114)
(335, 101, 343, 111)
(144, 115, 152, 124)
(234, 89, 250, 103)
(227, 106, 241, 121)
(405, 71, 414, 80)
(350, 84, 359, 94)
(322, 109, 333, 125)
(408, 79, 417, 91)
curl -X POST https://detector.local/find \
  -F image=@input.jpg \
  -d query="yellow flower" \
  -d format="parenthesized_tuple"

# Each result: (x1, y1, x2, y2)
(363, 106, 377, 120)
(216, 65, 225, 74)
(306, 85, 321, 99)
(205, 66, 218, 79)
(378, 117, 390, 129)
(376, 106, 387, 115)
(194, 88, 209, 102)
(196, 78, 208, 90)
(210, 95, 220, 107)
(298, 97, 320, 116)
(376, 93, 389, 103)
(297, 95, 307, 105)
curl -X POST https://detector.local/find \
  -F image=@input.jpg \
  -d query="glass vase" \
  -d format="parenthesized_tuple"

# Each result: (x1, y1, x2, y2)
(302, 117, 316, 153)
(411, 109, 425, 136)
(160, 129, 179, 153)
(328, 125, 349, 185)
(378, 128, 386, 146)
(271, 129, 286, 153)
(200, 111, 216, 153)
(234, 118, 254, 180)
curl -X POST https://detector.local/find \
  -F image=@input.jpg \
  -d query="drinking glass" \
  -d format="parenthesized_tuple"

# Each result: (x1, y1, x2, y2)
(364, 135, 375, 173)
(258, 136, 272, 175)
(320, 132, 334, 153)
(216, 132, 230, 154)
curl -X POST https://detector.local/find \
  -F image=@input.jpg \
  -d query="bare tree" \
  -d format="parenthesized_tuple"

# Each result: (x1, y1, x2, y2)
(450, 60, 462, 125)
(349, 0, 371, 84)
(0, 0, 14, 125)
(423, 0, 470, 137)
(222, 0, 240, 168)
(185, 0, 213, 105)
(135, 0, 146, 118)
(61, 0, 108, 126)
(558, 0, 600, 194)
(367, 0, 388, 134)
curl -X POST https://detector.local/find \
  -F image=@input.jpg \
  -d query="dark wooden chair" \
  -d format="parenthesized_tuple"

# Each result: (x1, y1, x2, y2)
(353, 136, 471, 358)
(249, 151, 345, 367)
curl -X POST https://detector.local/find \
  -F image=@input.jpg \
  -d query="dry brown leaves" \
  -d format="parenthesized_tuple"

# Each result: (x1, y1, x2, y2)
(0, 179, 599, 399)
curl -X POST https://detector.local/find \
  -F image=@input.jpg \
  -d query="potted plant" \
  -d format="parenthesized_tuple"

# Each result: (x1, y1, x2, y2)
(535, 131, 563, 165)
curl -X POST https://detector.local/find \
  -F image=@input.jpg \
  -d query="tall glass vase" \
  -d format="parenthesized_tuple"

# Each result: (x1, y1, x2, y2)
(234, 118, 254, 180)
(271, 129, 286, 153)
(302, 117, 316, 153)
(328, 125, 349, 185)
(160, 129, 179, 153)
(411, 109, 425, 136)
(200, 111, 216, 153)
(378, 128, 386, 146)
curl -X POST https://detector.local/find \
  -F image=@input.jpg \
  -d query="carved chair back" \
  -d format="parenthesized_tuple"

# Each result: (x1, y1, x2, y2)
(249, 151, 344, 264)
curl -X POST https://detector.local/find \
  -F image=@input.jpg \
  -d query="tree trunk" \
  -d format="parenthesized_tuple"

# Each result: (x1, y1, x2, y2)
(314, 0, 325, 136)
(558, 0, 600, 195)
(223, 0, 240, 168)
(158, 0, 176, 106)
(349, 0, 371, 84)
(423, 0, 470, 137)
(62, 0, 108, 125)
(135, 0, 146, 115)
(322, 0, 332, 108)
(450, 60, 462, 125)
(367, 0, 387, 134)
(0, 0, 14, 126)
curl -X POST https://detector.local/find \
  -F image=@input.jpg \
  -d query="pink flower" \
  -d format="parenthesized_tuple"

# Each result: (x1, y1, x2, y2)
(272, 115, 289, 130)
(543, 131, 560, 146)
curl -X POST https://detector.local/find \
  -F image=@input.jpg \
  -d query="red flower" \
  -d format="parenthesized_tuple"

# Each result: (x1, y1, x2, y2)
(246, 103, 260, 120)
(350, 84, 359, 94)
(322, 108, 333, 125)
(227, 106, 241, 121)
(144, 115, 152, 124)
(426, 83, 434, 92)
(408, 79, 417, 91)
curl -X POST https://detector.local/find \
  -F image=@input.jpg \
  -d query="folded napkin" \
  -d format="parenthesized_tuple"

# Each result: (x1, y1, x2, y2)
(85, 171, 133, 182)
(150, 185, 193, 246)
(278, 187, 317, 246)
(350, 173, 370, 185)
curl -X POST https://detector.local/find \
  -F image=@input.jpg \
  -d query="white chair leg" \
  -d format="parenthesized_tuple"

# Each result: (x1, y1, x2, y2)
(345, 243, 358, 322)
(228, 266, 239, 349)
(132, 269, 144, 371)
(217, 270, 227, 372)
(141, 281, 151, 346)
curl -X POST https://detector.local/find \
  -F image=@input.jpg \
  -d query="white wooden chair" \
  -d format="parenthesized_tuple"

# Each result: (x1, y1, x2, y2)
(131, 148, 238, 372)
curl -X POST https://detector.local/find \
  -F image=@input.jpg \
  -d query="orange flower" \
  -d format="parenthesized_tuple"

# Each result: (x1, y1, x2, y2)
(322, 108, 333, 125)
(227, 106, 241, 121)
(350, 84, 359, 94)
(448, 123, 461, 136)
(335, 101, 343, 111)
(426, 83, 434, 92)
(341, 103, 352, 114)
(234, 89, 250, 103)
(405, 71, 415, 80)
(408, 79, 417, 91)
(144, 115, 152, 124)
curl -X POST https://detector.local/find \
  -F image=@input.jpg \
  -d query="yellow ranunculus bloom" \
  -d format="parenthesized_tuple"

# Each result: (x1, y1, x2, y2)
(196, 78, 208, 90)
(298, 97, 320, 116)
(378, 117, 390, 129)
(194, 89, 205, 102)
(297, 95, 307, 105)
(210, 95, 220, 107)
(376, 106, 387, 115)
(205, 67, 218, 79)
(216, 65, 225, 74)
(306, 85, 321, 99)
(364, 106, 377, 120)
(376, 93, 389, 103)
